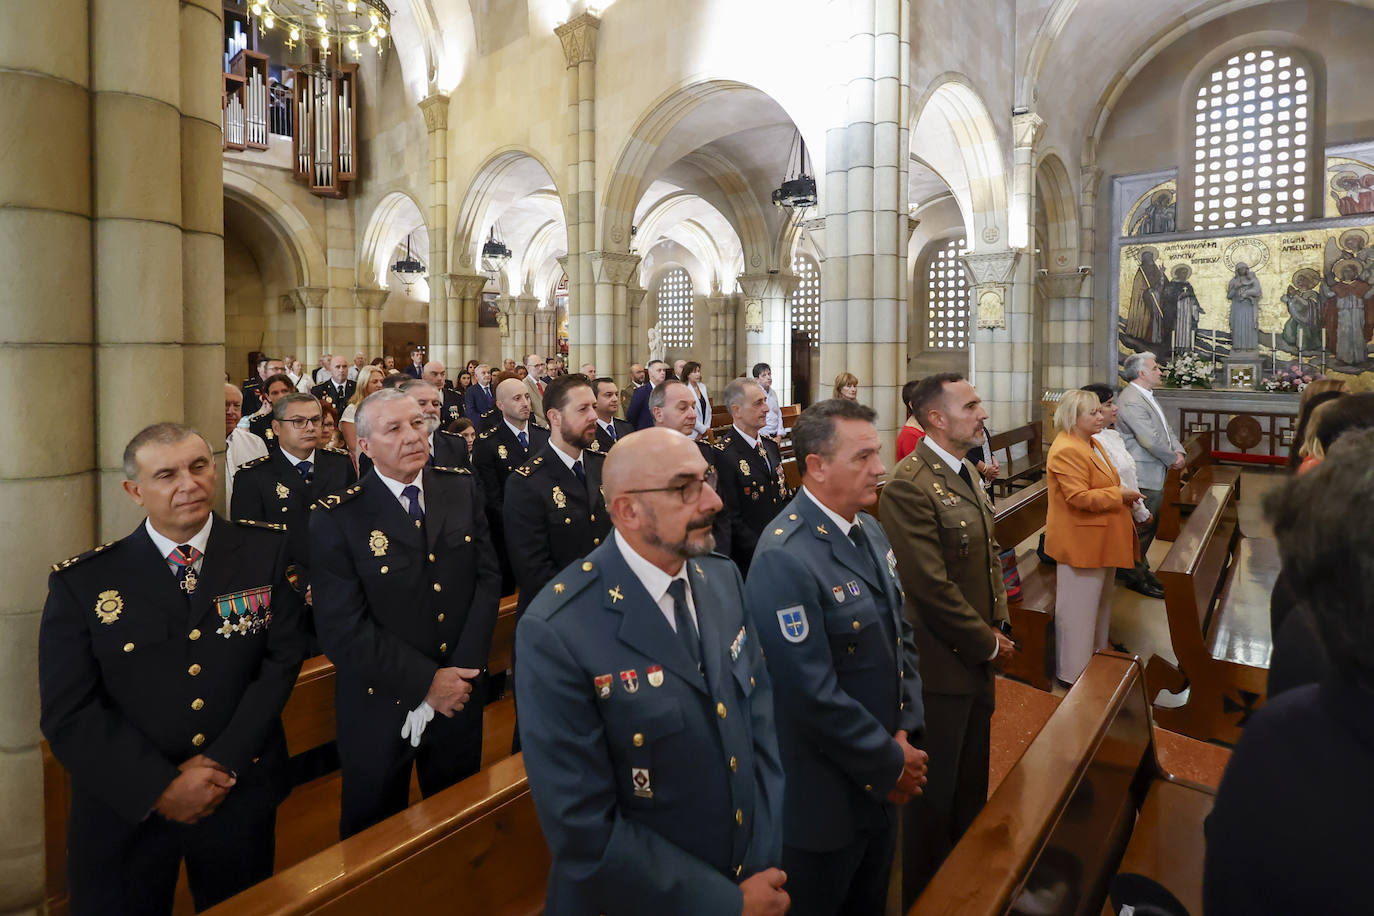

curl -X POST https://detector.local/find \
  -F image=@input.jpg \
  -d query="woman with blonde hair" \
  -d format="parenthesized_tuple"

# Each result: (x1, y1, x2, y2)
(1044, 389, 1142, 684)
(340, 364, 386, 468)
(833, 371, 859, 400)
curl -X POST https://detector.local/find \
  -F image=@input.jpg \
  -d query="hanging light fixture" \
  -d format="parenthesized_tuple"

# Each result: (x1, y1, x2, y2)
(772, 131, 818, 209)
(391, 233, 426, 292)
(482, 224, 512, 274)
(255, 0, 392, 66)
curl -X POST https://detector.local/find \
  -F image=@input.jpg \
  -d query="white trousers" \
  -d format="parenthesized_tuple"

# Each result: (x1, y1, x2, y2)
(1054, 565, 1115, 683)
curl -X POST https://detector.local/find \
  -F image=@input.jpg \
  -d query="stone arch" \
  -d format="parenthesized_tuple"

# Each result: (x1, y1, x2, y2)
(635, 191, 739, 293)
(1035, 151, 1079, 269)
(357, 190, 427, 289)
(222, 166, 327, 287)
(451, 147, 567, 274)
(910, 75, 1010, 250)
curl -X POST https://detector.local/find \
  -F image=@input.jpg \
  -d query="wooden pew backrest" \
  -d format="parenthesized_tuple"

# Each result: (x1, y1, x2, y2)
(992, 479, 1047, 549)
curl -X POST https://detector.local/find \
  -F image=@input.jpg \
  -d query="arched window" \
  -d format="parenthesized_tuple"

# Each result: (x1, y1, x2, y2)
(656, 267, 694, 350)
(789, 254, 821, 348)
(925, 237, 970, 350)
(1192, 48, 1311, 229)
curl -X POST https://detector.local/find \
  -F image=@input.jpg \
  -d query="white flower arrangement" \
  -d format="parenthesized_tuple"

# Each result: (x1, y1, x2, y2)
(1164, 352, 1214, 389)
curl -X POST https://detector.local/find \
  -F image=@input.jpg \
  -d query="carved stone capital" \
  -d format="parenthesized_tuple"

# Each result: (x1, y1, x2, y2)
(626, 283, 648, 312)
(446, 273, 489, 301)
(352, 287, 390, 311)
(960, 249, 1022, 330)
(290, 286, 329, 311)
(736, 273, 772, 300)
(589, 250, 641, 286)
(514, 295, 540, 314)
(418, 93, 450, 133)
(554, 12, 600, 68)
(1012, 111, 1047, 150)
(1035, 269, 1089, 300)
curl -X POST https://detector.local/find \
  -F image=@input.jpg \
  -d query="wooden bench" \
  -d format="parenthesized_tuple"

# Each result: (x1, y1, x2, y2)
(1156, 430, 1243, 542)
(778, 403, 801, 459)
(1144, 484, 1278, 745)
(203, 755, 548, 916)
(992, 480, 1055, 691)
(986, 421, 1046, 496)
(910, 652, 1216, 916)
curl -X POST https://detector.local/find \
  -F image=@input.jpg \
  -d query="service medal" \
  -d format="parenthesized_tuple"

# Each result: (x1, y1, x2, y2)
(620, 669, 639, 694)
(94, 589, 123, 624)
(498, 445, 508, 460)
(632, 767, 653, 798)
(369, 530, 389, 557)
(647, 665, 664, 687)
(275, 482, 289, 499)
(594, 674, 614, 699)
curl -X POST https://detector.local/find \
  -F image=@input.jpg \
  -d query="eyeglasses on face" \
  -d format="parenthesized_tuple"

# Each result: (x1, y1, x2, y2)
(280, 415, 323, 429)
(623, 467, 719, 504)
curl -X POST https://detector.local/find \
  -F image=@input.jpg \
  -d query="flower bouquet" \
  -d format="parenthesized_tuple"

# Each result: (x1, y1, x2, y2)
(1260, 365, 1313, 392)
(1164, 352, 1214, 389)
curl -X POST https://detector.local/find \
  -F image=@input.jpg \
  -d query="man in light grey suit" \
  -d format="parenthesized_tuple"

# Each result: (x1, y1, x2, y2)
(1115, 352, 1185, 598)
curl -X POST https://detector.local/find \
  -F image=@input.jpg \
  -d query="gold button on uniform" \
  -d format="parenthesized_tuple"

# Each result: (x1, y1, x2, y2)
(593, 538, 600, 546)
(191, 698, 204, 711)
(428, 553, 436, 562)
(188, 664, 201, 676)
(192, 733, 205, 747)
(735, 808, 743, 825)
(734, 865, 743, 878)
(380, 565, 389, 574)
(367, 687, 375, 695)
(716, 702, 727, 719)
(433, 583, 442, 592)
(189, 629, 201, 641)
(960, 520, 967, 528)
(851, 620, 861, 631)
(439, 642, 448, 653)
(437, 613, 445, 622)
(590, 514, 597, 522)
(464, 535, 472, 543)
(633, 733, 644, 747)
(123, 642, 134, 653)
(582, 561, 594, 571)
(749, 676, 755, 687)
(729, 756, 738, 772)
(864, 784, 873, 792)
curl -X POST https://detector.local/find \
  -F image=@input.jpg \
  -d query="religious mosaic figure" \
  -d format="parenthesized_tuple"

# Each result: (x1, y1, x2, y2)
(1329, 169, 1374, 217)
(1125, 249, 1166, 345)
(1324, 259, 1374, 366)
(1128, 190, 1177, 236)
(1226, 263, 1262, 352)
(1162, 264, 1202, 354)
(1281, 268, 1323, 352)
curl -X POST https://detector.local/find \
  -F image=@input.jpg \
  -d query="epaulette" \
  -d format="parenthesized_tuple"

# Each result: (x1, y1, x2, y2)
(530, 558, 599, 619)
(51, 541, 117, 572)
(432, 465, 471, 474)
(583, 447, 605, 461)
(712, 435, 731, 451)
(438, 428, 463, 439)
(482, 407, 498, 417)
(767, 508, 805, 541)
(322, 445, 349, 456)
(313, 484, 363, 511)
(513, 455, 540, 477)
(478, 429, 495, 439)
(235, 518, 287, 531)
(238, 454, 271, 469)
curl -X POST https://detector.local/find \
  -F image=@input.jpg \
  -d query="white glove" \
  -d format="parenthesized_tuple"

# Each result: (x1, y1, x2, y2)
(399, 701, 436, 747)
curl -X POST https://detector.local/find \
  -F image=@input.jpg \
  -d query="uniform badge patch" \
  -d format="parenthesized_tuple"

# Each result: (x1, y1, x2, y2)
(777, 606, 809, 643)
(275, 482, 290, 499)
(552, 486, 567, 509)
(498, 444, 508, 460)
(632, 767, 653, 798)
(620, 669, 639, 693)
(94, 590, 123, 625)
(886, 549, 897, 575)
(847, 581, 861, 596)
(729, 626, 747, 661)
(832, 586, 846, 603)
(369, 530, 389, 557)
(594, 674, 614, 699)
(647, 665, 664, 687)
(738, 459, 751, 476)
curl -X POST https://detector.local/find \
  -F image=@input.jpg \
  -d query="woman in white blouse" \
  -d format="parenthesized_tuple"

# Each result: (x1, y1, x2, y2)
(683, 360, 711, 439)
(1082, 382, 1161, 598)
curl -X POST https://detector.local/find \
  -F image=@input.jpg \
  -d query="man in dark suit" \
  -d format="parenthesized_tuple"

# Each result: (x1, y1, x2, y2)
(473, 377, 550, 593)
(244, 373, 296, 450)
(241, 355, 283, 417)
(310, 390, 501, 839)
(746, 400, 927, 916)
(627, 359, 667, 430)
(591, 376, 633, 453)
(39, 423, 306, 914)
(878, 374, 1013, 906)
(402, 347, 425, 379)
(714, 377, 791, 575)
(516, 427, 789, 916)
(230, 393, 356, 628)
(419, 359, 464, 423)
(464, 363, 496, 425)
(619, 362, 647, 420)
(310, 354, 356, 410)
(400, 379, 474, 471)
(504, 374, 612, 619)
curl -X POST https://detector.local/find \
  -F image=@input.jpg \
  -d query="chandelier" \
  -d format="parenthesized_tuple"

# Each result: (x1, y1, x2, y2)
(391, 234, 426, 292)
(252, 0, 392, 67)
(482, 225, 512, 274)
(772, 131, 818, 209)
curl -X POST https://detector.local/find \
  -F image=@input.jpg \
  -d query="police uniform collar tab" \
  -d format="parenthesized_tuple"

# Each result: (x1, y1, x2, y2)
(732, 425, 760, 449)
(144, 514, 213, 562)
(431, 465, 469, 474)
(238, 454, 270, 469)
(800, 486, 855, 535)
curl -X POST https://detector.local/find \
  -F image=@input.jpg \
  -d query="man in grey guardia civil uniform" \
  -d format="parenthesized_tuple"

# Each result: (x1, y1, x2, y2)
(516, 427, 789, 916)
(1115, 351, 1185, 595)
(746, 399, 929, 916)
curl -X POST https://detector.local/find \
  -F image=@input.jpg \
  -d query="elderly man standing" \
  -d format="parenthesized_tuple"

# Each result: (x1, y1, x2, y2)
(422, 360, 465, 425)
(310, 390, 501, 838)
(627, 359, 667, 430)
(463, 363, 496, 428)
(879, 373, 1013, 905)
(311, 354, 356, 410)
(620, 362, 648, 419)
(713, 377, 791, 575)
(747, 400, 927, 916)
(348, 352, 367, 382)
(1114, 352, 1185, 597)
(516, 428, 788, 916)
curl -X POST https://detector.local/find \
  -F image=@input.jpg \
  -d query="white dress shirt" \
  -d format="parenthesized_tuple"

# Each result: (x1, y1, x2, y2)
(281, 448, 317, 470)
(549, 442, 584, 471)
(225, 427, 269, 504)
(613, 530, 698, 633)
(375, 469, 425, 515)
(145, 514, 213, 570)
(761, 387, 783, 438)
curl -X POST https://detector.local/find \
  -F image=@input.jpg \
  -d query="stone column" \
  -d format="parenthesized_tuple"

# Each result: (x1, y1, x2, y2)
(1037, 270, 1092, 393)
(554, 13, 600, 365)
(1080, 166, 1105, 374)
(293, 286, 329, 368)
(588, 251, 640, 377)
(419, 93, 451, 366)
(626, 280, 648, 368)
(819, 0, 910, 445)
(707, 289, 732, 391)
(352, 288, 389, 360)
(535, 307, 556, 359)
(740, 272, 799, 399)
(512, 294, 539, 362)
(447, 274, 488, 363)
(962, 247, 1025, 424)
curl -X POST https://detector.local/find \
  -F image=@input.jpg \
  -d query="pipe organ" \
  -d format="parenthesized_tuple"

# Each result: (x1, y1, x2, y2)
(287, 52, 358, 198)
(230, 50, 270, 150)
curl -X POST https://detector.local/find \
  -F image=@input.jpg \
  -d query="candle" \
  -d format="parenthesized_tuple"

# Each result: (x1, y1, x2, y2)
(1322, 328, 1328, 374)
(1271, 331, 1277, 374)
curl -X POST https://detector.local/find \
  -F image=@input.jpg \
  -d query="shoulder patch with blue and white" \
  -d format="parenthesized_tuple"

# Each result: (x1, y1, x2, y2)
(776, 605, 809, 643)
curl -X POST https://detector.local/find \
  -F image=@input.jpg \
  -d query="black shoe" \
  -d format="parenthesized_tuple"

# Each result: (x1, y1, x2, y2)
(1125, 578, 1165, 599)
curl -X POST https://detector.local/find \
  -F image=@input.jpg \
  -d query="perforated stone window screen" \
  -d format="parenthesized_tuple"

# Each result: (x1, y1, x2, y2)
(656, 267, 694, 350)
(926, 238, 970, 350)
(1193, 48, 1310, 229)
(789, 254, 821, 348)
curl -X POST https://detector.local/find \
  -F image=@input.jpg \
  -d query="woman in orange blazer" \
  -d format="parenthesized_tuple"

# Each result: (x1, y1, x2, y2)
(1045, 389, 1142, 684)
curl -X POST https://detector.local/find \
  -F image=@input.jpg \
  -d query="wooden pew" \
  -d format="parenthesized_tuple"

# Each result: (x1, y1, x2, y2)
(203, 755, 548, 916)
(910, 652, 1216, 916)
(992, 480, 1055, 691)
(1156, 430, 1242, 542)
(986, 421, 1046, 496)
(1144, 484, 1278, 745)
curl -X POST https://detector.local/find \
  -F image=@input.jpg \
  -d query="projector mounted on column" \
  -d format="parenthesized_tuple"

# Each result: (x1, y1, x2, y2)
(772, 132, 817, 209)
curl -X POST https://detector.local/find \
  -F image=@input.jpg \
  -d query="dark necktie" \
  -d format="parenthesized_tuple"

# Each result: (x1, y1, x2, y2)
(572, 459, 586, 484)
(517, 430, 529, 451)
(606, 422, 616, 442)
(167, 544, 202, 595)
(848, 523, 878, 578)
(402, 484, 424, 527)
(667, 579, 702, 672)
(296, 459, 312, 482)
(957, 462, 975, 494)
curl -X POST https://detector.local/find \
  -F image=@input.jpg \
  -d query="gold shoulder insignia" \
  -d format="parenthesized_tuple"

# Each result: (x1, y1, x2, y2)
(323, 445, 349, 455)
(478, 429, 495, 439)
(235, 518, 287, 531)
(712, 439, 728, 451)
(432, 465, 471, 475)
(532, 456, 544, 465)
(313, 486, 362, 511)
(238, 455, 271, 469)
(513, 464, 533, 477)
(51, 541, 117, 572)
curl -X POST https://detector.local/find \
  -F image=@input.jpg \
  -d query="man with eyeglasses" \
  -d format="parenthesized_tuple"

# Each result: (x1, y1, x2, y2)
(516, 427, 789, 916)
(231, 393, 355, 630)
